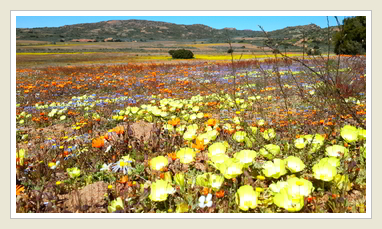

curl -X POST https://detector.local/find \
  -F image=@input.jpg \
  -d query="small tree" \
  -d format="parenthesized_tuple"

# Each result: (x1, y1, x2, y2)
(168, 49, 194, 59)
(333, 16, 366, 55)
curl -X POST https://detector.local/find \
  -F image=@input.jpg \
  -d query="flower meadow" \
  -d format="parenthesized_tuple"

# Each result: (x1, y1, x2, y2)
(15, 54, 367, 214)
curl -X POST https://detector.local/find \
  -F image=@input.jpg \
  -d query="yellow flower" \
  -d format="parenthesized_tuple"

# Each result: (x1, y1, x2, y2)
(149, 180, 175, 202)
(208, 142, 227, 157)
(217, 158, 244, 179)
(176, 147, 196, 164)
(256, 175, 265, 180)
(235, 185, 258, 211)
(149, 156, 169, 171)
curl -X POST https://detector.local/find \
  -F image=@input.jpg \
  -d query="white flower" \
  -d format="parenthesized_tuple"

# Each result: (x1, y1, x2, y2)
(111, 157, 134, 175)
(100, 163, 112, 172)
(199, 194, 213, 208)
(105, 145, 112, 153)
(48, 161, 60, 169)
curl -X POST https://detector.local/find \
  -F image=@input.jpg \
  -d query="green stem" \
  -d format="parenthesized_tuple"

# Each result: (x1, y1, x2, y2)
(322, 180, 325, 192)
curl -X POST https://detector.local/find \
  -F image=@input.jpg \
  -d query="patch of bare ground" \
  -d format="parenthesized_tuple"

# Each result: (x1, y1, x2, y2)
(130, 120, 155, 141)
(59, 181, 108, 213)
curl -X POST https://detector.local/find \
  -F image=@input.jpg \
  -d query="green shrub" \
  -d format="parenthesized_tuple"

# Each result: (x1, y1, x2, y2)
(307, 48, 321, 55)
(168, 49, 194, 59)
(333, 16, 366, 55)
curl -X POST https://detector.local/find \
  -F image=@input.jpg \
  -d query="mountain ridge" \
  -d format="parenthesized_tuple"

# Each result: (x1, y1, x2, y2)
(16, 19, 339, 51)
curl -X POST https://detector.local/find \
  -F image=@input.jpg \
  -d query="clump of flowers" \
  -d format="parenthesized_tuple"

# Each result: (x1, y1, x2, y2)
(304, 134, 325, 153)
(234, 150, 257, 168)
(271, 177, 313, 212)
(312, 158, 338, 182)
(262, 159, 287, 179)
(217, 158, 244, 179)
(358, 128, 366, 140)
(174, 173, 185, 189)
(183, 129, 197, 141)
(108, 197, 124, 213)
(66, 167, 81, 178)
(284, 156, 306, 173)
(286, 177, 314, 197)
(235, 185, 258, 211)
(262, 128, 276, 140)
(269, 181, 289, 193)
(149, 180, 175, 202)
(209, 154, 230, 168)
(325, 145, 349, 157)
(208, 142, 227, 158)
(340, 125, 359, 143)
(259, 144, 280, 160)
(196, 173, 225, 191)
(233, 131, 247, 143)
(273, 188, 304, 212)
(16, 149, 26, 166)
(176, 147, 196, 164)
(294, 137, 306, 149)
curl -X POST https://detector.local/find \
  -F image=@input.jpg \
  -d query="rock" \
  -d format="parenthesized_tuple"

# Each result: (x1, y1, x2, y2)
(60, 181, 108, 212)
(130, 121, 154, 142)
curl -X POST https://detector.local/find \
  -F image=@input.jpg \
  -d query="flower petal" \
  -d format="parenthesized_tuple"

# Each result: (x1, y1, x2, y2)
(206, 193, 212, 201)
(206, 201, 213, 207)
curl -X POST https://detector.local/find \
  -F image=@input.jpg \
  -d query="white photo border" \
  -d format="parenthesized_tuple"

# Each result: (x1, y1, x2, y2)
(11, 10, 372, 219)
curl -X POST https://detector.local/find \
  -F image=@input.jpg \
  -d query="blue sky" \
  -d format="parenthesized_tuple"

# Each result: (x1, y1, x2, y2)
(16, 16, 349, 31)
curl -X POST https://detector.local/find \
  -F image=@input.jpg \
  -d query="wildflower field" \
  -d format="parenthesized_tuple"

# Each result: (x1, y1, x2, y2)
(15, 51, 367, 214)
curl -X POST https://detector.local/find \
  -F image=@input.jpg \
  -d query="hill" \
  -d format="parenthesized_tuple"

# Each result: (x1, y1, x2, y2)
(16, 19, 263, 42)
(16, 20, 340, 52)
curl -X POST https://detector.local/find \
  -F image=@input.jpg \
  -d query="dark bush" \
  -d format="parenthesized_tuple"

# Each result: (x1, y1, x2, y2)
(307, 48, 321, 55)
(168, 49, 194, 59)
(227, 48, 234, 54)
(333, 16, 366, 55)
(272, 49, 281, 54)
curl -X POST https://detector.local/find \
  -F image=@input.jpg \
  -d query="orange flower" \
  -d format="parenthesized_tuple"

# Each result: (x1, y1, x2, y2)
(191, 138, 206, 151)
(113, 126, 125, 135)
(92, 138, 104, 148)
(201, 187, 210, 196)
(307, 196, 316, 203)
(168, 117, 180, 126)
(16, 185, 24, 196)
(204, 113, 212, 118)
(206, 119, 217, 127)
(118, 175, 129, 184)
(167, 152, 177, 161)
(216, 190, 225, 198)
(224, 129, 235, 135)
